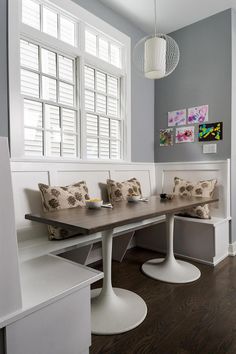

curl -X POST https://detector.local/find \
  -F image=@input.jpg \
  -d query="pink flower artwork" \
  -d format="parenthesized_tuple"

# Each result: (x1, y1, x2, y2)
(188, 105, 208, 124)
(176, 126, 195, 143)
(168, 109, 186, 127)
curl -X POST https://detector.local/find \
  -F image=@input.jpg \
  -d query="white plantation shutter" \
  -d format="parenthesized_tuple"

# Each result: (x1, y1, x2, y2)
(24, 100, 42, 129)
(22, 1, 77, 47)
(100, 117, 109, 137)
(84, 65, 121, 160)
(24, 128, 43, 156)
(110, 44, 121, 68)
(20, 38, 78, 158)
(85, 66, 95, 90)
(59, 56, 74, 83)
(62, 134, 77, 157)
(96, 71, 106, 93)
(86, 114, 98, 136)
(21, 69, 39, 97)
(45, 105, 60, 131)
(42, 7, 58, 38)
(85, 27, 122, 69)
(85, 30, 97, 56)
(22, 0, 40, 30)
(20, 40, 39, 70)
(41, 49, 56, 76)
(60, 16, 75, 46)
(45, 131, 61, 157)
(98, 38, 109, 62)
(17, 0, 128, 161)
(62, 109, 76, 132)
(42, 76, 57, 101)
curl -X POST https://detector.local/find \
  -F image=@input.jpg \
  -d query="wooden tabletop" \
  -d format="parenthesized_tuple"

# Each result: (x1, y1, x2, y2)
(25, 196, 218, 235)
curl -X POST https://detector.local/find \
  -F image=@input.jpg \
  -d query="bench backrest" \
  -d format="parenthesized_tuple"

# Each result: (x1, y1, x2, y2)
(155, 160, 230, 219)
(11, 161, 156, 242)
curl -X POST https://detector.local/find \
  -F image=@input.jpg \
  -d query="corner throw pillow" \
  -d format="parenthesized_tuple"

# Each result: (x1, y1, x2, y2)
(107, 178, 142, 203)
(173, 177, 217, 219)
(38, 181, 90, 240)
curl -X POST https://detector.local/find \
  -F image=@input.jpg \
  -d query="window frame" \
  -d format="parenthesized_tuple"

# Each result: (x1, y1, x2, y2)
(9, 0, 131, 162)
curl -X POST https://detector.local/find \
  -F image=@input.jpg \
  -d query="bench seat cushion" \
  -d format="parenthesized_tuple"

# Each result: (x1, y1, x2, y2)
(38, 182, 90, 240)
(107, 178, 142, 203)
(173, 177, 217, 219)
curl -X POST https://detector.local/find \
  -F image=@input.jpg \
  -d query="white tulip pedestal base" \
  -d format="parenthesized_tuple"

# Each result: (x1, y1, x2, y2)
(91, 230, 147, 335)
(142, 214, 201, 284)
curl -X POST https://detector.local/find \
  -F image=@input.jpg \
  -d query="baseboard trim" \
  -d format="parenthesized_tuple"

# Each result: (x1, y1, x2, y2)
(136, 245, 227, 267)
(228, 242, 236, 256)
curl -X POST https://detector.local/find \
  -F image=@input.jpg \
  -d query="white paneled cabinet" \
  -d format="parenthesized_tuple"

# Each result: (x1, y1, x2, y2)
(6, 288, 90, 354)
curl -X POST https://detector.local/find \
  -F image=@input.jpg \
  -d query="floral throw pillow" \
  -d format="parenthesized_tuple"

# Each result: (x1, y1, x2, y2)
(38, 181, 90, 240)
(173, 177, 217, 219)
(107, 178, 142, 203)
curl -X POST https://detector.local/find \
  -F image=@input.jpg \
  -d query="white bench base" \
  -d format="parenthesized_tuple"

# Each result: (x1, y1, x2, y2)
(136, 216, 230, 266)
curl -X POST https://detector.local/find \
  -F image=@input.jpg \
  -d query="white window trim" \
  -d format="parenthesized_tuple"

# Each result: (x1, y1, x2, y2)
(8, 0, 131, 162)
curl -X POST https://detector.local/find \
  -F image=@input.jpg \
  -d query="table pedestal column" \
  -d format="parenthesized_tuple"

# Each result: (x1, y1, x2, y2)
(91, 229, 147, 335)
(142, 214, 201, 284)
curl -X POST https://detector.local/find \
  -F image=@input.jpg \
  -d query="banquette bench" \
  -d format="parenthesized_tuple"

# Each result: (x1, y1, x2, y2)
(136, 160, 231, 266)
(11, 158, 231, 267)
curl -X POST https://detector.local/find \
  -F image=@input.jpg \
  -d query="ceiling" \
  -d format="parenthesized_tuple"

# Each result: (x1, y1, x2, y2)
(98, 0, 234, 34)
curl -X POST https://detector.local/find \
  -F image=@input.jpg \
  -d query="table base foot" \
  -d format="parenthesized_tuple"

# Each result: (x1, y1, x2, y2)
(142, 258, 201, 284)
(91, 288, 147, 335)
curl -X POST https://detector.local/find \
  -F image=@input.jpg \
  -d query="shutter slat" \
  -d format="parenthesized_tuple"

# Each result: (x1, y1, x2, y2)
(24, 99, 42, 128)
(87, 137, 98, 159)
(100, 139, 109, 159)
(59, 56, 74, 83)
(108, 76, 118, 97)
(85, 90, 95, 111)
(60, 16, 75, 46)
(45, 105, 60, 130)
(46, 131, 61, 157)
(21, 69, 39, 98)
(96, 94, 106, 114)
(43, 6, 58, 38)
(22, 0, 40, 30)
(86, 114, 98, 136)
(62, 134, 77, 157)
(42, 76, 57, 102)
(59, 82, 74, 106)
(99, 117, 109, 137)
(99, 38, 109, 62)
(62, 109, 77, 132)
(85, 30, 97, 56)
(85, 67, 95, 90)
(110, 140, 121, 159)
(24, 128, 43, 156)
(20, 40, 39, 71)
(41, 49, 56, 77)
(96, 71, 106, 93)
(110, 119, 120, 139)
(110, 44, 121, 68)
(107, 97, 118, 117)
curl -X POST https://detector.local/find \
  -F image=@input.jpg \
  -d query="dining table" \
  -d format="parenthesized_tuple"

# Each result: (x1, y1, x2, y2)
(25, 195, 218, 335)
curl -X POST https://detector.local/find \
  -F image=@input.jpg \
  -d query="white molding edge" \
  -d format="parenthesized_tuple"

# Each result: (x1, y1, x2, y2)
(228, 242, 236, 256)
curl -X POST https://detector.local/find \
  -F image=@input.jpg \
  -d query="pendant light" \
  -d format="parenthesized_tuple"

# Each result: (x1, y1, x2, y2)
(133, 0, 180, 79)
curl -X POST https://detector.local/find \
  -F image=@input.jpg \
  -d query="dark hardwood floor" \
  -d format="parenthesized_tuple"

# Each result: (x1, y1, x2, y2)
(90, 248, 236, 354)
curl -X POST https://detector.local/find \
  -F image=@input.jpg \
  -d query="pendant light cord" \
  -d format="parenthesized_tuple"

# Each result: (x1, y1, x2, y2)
(154, 0, 157, 36)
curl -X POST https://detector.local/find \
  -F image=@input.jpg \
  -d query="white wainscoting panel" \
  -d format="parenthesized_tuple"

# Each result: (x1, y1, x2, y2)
(11, 161, 156, 243)
(155, 160, 230, 219)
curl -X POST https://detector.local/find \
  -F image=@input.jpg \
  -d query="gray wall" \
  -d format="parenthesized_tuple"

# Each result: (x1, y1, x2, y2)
(155, 9, 232, 162)
(0, 0, 9, 138)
